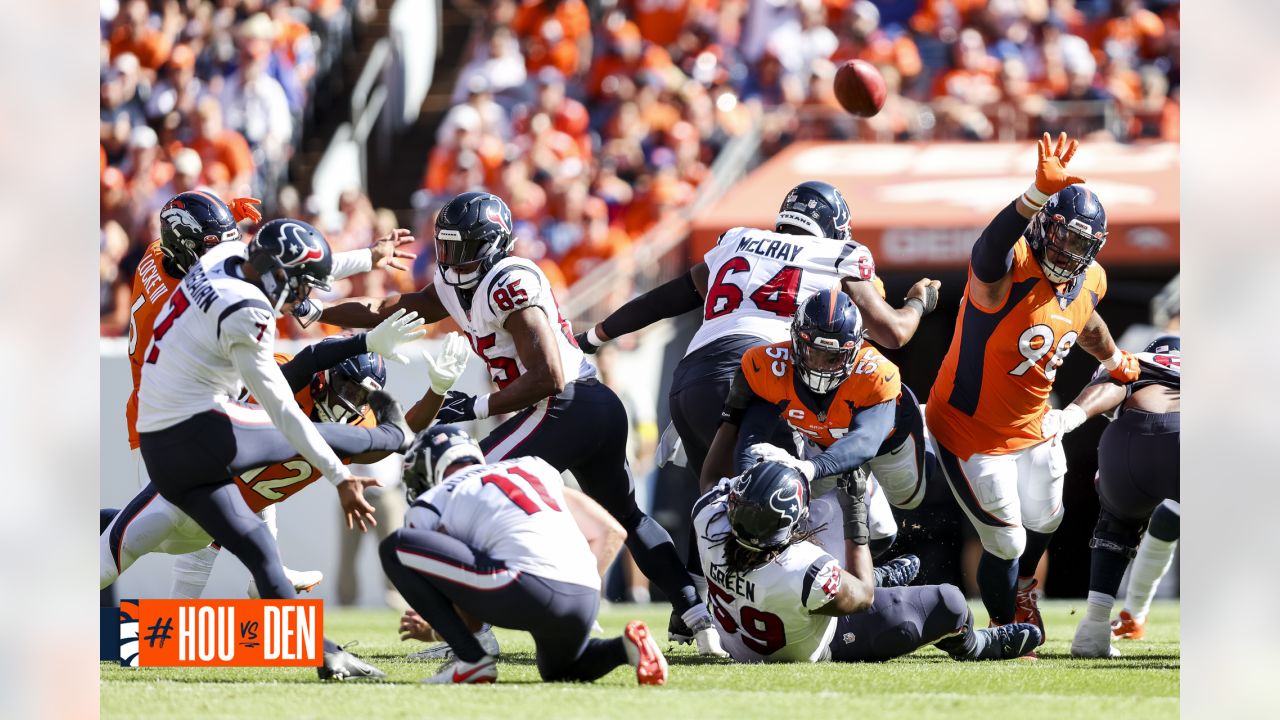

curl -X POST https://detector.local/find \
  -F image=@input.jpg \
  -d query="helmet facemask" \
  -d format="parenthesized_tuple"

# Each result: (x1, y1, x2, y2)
(436, 228, 508, 289)
(314, 370, 380, 424)
(792, 325, 862, 395)
(1036, 215, 1106, 284)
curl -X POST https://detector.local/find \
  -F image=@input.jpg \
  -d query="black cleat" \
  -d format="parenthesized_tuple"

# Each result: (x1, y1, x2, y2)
(873, 554, 920, 588)
(667, 609, 694, 645)
(318, 642, 387, 681)
(966, 623, 1042, 661)
(368, 390, 413, 452)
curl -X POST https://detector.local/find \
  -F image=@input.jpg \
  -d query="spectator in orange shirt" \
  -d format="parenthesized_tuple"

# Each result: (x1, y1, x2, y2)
(190, 97, 256, 196)
(513, 0, 593, 77)
(633, 0, 701, 48)
(146, 44, 207, 121)
(109, 0, 176, 71)
(560, 196, 633, 286)
(588, 19, 678, 100)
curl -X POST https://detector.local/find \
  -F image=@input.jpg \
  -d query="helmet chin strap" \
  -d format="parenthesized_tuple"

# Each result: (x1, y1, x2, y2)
(1038, 257, 1075, 284)
(257, 269, 289, 315)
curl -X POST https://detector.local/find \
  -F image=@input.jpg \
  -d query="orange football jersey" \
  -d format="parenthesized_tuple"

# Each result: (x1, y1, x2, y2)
(926, 240, 1107, 460)
(125, 240, 183, 449)
(741, 342, 901, 449)
(234, 352, 375, 512)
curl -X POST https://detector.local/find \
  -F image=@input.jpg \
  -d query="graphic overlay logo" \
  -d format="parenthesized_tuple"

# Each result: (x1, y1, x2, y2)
(102, 600, 323, 667)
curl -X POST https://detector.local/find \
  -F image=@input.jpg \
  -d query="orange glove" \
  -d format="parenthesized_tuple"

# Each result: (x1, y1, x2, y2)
(1024, 132, 1087, 207)
(228, 196, 263, 224)
(1106, 350, 1141, 383)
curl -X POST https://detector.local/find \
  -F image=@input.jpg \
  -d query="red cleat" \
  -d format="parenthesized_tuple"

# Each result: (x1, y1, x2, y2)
(1014, 579, 1046, 646)
(623, 620, 669, 686)
(1111, 610, 1146, 640)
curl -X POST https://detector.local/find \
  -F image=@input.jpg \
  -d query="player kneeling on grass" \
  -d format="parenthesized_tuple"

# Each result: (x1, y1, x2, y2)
(380, 426, 668, 685)
(694, 461, 1042, 664)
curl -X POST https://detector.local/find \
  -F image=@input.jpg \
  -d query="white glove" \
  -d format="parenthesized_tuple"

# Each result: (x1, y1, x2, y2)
(364, 308, 427, 363)
(746, 443, 795, 465)
(1042, 403, 1087, 442)
(422, 331, 471, 394)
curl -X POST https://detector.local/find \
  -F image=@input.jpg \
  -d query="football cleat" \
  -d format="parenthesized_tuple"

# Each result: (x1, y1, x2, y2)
(681, 605, 728, 658)
(1071, 617, 1122, 658)
(407, 625, 501, 661)
(873, 554, 921, 588)
(668, 609, 694, 645)
(1111, 609, 1146, 640)
(421, 655, 498, 684)
(368, 390, 413, 452)
(965, 623, 1042, 661)
(247, 567, 323, 599)
(623, 621, 669, 686)
(318, 642, 386, 681)
(1014, 579, 1046, 644)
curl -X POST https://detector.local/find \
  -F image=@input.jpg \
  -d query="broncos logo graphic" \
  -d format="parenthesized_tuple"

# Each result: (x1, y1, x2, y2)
(160, 206, 203, 236)
(276, 223, 325, 267)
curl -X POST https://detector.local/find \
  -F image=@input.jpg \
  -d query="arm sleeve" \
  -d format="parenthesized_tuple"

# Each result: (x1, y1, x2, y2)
(734, 400, 786, 474)
(970, 201, 1032, 283)
(330, 249, 374, 281)
(719, 367, 756, 426)
(809, 400, 896, 479)
(801, 554, 843, 612)
(278, 333, 369, 393)
(227, 321, 350, 484)
(599, 271, 702, 340)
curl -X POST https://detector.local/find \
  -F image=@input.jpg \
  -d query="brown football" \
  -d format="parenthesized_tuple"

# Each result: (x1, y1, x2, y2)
(833, 59, 887, 118)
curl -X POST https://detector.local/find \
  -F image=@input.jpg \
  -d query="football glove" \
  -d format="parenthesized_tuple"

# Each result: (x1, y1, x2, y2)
(364, 309, 427, 364)
(228, 197, 263, 224)
(422, 332, 470, 395)
(836, 472, 870, 546)
(745, 442, 795, 465)
(436, 391, 484, 423)
(1105, 350, 1142, 383)
(575, 330, 601, 355)
(1034, 132, 1086, 196)
(292, 298, 324, 328)
(1042, 404, 1087, 442)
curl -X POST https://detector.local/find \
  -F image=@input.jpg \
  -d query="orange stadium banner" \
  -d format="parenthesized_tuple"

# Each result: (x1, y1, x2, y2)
(691, 141, 1179, 271)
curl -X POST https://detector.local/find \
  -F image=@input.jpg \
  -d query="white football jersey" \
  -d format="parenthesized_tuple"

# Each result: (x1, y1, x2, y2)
(434, 256, 594, 390)
(686, 227, 876, 355)
(405, 456, 600, 590)
(136, 241, 276, 432)
(692, 480, 844, 663)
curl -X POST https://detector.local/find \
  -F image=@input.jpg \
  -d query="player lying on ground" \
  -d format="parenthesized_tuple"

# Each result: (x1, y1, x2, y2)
(704, 289, 933, 562)
(134, 218, 423, 680)
(122, 191, 416, 598)
(574, 181, 940, 642)
(694, 461, 1041, 663)
(313, 191, 725, 656)
(100, 317, 464, 598)
(1045, 335, 1179, 657)
(380, 426, 670, 685)
(924, 132, 1141, 644)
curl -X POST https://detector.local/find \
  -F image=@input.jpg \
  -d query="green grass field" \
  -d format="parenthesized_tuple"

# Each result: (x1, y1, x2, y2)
(101, 600, 1178, 720)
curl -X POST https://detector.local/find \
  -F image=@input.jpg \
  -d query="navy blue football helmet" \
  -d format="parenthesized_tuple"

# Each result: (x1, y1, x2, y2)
(1026, 185, 1108, 283)
(1144, 334, 1180, 355)
(728, 461, 810, 551)
(775, 180, 852, 243)
(158, 191, 240, 277)
(435, 191, 515, 289)
(310, 341, 387, 424)
(401, 425, 486, 502)
(791, 288, 866, 394)
(248, 219, 334, 312)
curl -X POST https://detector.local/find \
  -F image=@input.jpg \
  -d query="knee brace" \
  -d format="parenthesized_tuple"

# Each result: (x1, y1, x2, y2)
(1090, 509, 1142, 559)
(1147, 500, 1180, 542)
(983, 526, 1026, 561)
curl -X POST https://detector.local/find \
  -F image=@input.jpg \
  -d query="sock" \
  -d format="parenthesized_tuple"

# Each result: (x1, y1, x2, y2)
(170, 545, 220, 599)
(1018, 529, 1053, 579)
(259, 504, 279, 538)
(1086, 590, 1115, 623)
(1087, 541, 1131, 599)
(978, 551, 1018, 625)
(1126, 536, 1177, 621)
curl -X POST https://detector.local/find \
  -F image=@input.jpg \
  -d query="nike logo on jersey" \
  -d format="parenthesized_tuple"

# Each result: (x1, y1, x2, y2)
(735, 237, 803, 262)
(883, 373, 896, 383)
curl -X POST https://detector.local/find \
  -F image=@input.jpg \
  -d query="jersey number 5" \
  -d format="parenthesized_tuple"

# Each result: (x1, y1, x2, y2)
(1009, 325, 1078, 381)
(705, 258, 803, 320)
(143, 289, 192, 364)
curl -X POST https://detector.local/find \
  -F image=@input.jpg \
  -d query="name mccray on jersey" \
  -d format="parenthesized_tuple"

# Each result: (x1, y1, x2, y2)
(434, 256, 594, 390)
(693, 479, 843, 663)
(686, 226, 876, 355)
(404, 456, 600, 590)
(136, 241, 277, 432)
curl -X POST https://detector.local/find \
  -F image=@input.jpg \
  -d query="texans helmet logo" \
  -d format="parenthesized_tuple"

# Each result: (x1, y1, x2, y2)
(767, 481, 802, 525)
(276, 223, 325, 267)
(485, 205, 510, 233)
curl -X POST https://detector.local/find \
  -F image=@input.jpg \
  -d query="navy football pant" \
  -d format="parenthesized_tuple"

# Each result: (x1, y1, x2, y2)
(139, 409, 405, 601)
(481, 379, 699, 614)
(828, 584, 972, 662)
(380, 528, 628, 681)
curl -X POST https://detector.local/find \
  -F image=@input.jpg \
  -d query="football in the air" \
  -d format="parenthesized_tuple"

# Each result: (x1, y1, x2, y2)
(833, 59, 887, 118)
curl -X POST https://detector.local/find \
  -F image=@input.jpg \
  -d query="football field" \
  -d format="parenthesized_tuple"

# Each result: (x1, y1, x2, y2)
(101, 599, 1178, 719)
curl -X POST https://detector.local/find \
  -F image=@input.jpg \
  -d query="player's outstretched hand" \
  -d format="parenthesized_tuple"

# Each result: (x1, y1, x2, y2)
(1035, 131, 1086, 196)
(746, 443, 794, 465)
(1107, 350, 1142, 383)
(905, 278, 941, 315)
(423, 331, 471, 395)
(371, 228, 418, 272)
(338, 476, 382, 532)
(228, 197, 263, 224)
(399, 609, 441, 643)
(365, 308, 427, 363)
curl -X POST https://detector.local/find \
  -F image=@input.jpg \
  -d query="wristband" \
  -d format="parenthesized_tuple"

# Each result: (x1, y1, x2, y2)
(585, 327, 605, 348)
(903, 297, 925, 316)
(1022, 183, 1050, 209)
(473, 393, 492, 420)
(1101, 349, 1124, 371)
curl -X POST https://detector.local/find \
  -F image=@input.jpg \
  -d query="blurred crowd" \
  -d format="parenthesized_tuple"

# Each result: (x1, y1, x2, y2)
(102, 0, 1180, 336)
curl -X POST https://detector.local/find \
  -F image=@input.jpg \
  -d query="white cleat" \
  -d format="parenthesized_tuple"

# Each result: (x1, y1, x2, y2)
(247, 568, 323, 599)
(408, 625, 500, 661)
(421, 655, 498, 684)
(682, 605, 729, 658)
(1071, 617, 1122, 658)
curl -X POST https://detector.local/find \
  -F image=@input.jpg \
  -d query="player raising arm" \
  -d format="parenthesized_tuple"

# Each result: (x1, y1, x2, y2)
(925, 132, 1142, 644)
